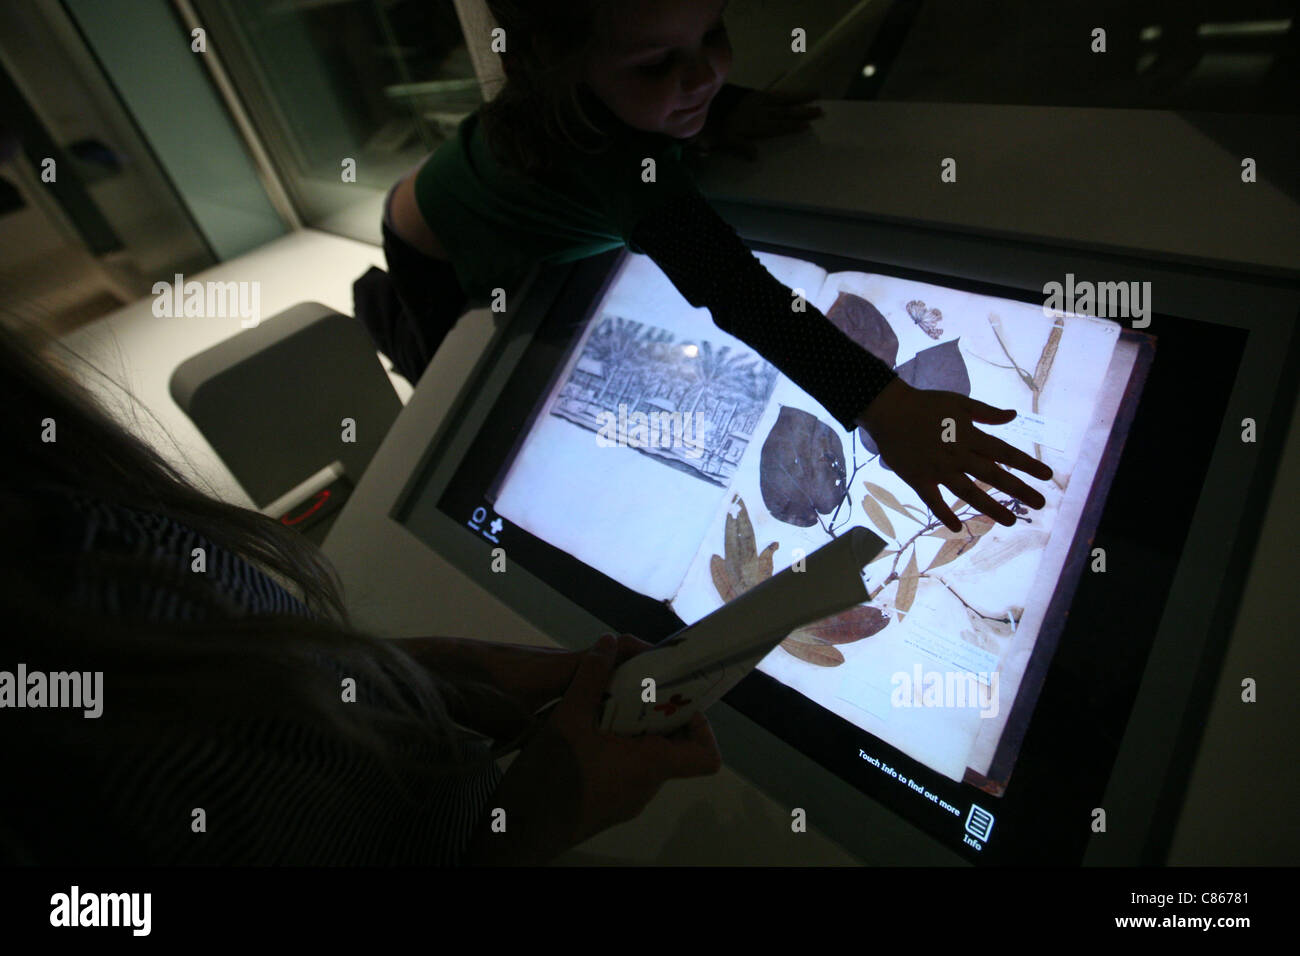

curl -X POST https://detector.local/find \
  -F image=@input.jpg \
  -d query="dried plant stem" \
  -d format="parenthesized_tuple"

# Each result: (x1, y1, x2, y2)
(988, 313, 1069, 492)
(866, 503, 1013, 607)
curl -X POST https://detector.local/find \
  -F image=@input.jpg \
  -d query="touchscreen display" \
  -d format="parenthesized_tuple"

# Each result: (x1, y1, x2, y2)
(489, 249, 1145, 796)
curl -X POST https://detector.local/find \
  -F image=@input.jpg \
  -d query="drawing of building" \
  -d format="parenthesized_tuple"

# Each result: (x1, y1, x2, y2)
(550, 314, 778, 486)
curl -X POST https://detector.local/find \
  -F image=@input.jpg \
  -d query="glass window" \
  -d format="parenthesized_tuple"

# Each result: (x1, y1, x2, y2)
(189, 0, 480, 243)
(0, 0, 214, 334)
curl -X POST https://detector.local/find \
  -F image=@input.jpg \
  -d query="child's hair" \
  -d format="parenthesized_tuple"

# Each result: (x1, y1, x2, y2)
(480, 0, 619, 182)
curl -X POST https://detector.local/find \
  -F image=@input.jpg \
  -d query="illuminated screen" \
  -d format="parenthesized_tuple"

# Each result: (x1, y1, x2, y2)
(497, 248, 1139, 783)
(423, 240, 1247, 863)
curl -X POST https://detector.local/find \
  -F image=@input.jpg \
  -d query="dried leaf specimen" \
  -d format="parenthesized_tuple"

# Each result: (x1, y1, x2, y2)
(709, 495, 778, 603)
(896, 338, 972, 394)
(863, 481, 910, 518)
(789, 605, 890, 645)
(950, 530, 1049, 576)
(925, 535, 979, 572)
(779, 635, 845, 667)
(705, 494, 888, 669)
(759, 406, 846, 527)
(861, 494, 896, 540)
(826, 291, 898, 367)
(1032, 319, 1063, 392)
(929, 515, 996, 541)
(895, 550, 920, 618)
(858, 339, 972, 468)
(984, 312, 1065, 473)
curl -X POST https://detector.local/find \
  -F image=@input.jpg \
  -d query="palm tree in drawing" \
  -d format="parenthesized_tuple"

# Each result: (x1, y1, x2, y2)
(749, 362, 779, 403)
(687, 342, 758, 413)
(640, 327, 676, 367)
(588, 316, 644, 403)
(686, 343, 758, 475)
(632, 327, 677, 407)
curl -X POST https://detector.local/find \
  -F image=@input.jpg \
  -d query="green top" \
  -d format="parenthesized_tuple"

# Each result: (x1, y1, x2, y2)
(413, 110, 698, 304)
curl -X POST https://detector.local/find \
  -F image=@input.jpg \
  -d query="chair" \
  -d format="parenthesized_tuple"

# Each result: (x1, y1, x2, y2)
(169, 302, 401, 541)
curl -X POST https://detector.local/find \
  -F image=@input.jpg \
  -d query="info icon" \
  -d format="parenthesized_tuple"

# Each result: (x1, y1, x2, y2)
(965, 804, 995, 842)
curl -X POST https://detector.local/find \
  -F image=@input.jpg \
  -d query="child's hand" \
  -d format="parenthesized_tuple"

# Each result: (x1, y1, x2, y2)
(856, 379, 1054, 533)
(697, 88, 823, 161)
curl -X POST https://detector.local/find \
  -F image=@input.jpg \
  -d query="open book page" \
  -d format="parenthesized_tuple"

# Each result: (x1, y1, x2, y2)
(493, 250, 815, 600)
(963, 335, 1141, 778)
(672, 266, 1121, 782)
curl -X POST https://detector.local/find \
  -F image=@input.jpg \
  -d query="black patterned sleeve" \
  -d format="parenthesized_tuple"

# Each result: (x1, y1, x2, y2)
(629, 191, 898, 430)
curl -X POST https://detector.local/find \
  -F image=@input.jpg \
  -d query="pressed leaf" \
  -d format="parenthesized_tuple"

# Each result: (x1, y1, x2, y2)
(710, 554, 738, 603)
(725, 497, 756, 584)
(710, 496, 778, 602)
(931, 515, 997, 540)
(858, 340, 971, 472)
(869, 547, 896, 565)
(790, 605, 890, 645)
(894, 338, 971, 395)
(925, 536, 975, 571)
(957, 531, 1049, 574)
(784, 630, 831, 645)
(780, 637, 844, 667)
(754, 541, 777, 585)
(825, 292, 898, 367)
(760, 406, 846, 527)
(1032, 317, 1064, 391)
(895, 550, 920, 617)
(863, 481, 910, 518)
(861, 494, 895, 540)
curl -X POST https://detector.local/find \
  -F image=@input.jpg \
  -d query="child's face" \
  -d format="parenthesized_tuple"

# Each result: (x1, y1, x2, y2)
(584, 0, 732, 140)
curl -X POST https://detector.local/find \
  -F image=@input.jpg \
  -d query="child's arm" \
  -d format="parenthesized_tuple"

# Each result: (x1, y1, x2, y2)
(631, 192, 898, 431)
(629, 192, 1052, 532)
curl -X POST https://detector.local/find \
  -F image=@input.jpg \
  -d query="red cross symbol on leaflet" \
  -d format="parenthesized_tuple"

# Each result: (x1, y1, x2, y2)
(653, 694, 692, 716)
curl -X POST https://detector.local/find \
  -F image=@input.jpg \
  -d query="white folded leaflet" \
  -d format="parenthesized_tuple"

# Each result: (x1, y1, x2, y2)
(600, 526, 887, 735)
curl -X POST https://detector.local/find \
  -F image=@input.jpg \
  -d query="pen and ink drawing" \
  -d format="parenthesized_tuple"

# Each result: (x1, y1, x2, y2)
(550, 314, 779, 485)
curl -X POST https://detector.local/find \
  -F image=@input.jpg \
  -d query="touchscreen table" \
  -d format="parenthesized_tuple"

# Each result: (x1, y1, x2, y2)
(489, 248, 1149, 795)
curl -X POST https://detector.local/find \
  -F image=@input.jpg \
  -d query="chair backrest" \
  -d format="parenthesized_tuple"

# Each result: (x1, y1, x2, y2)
(169, 302, 401, 510)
